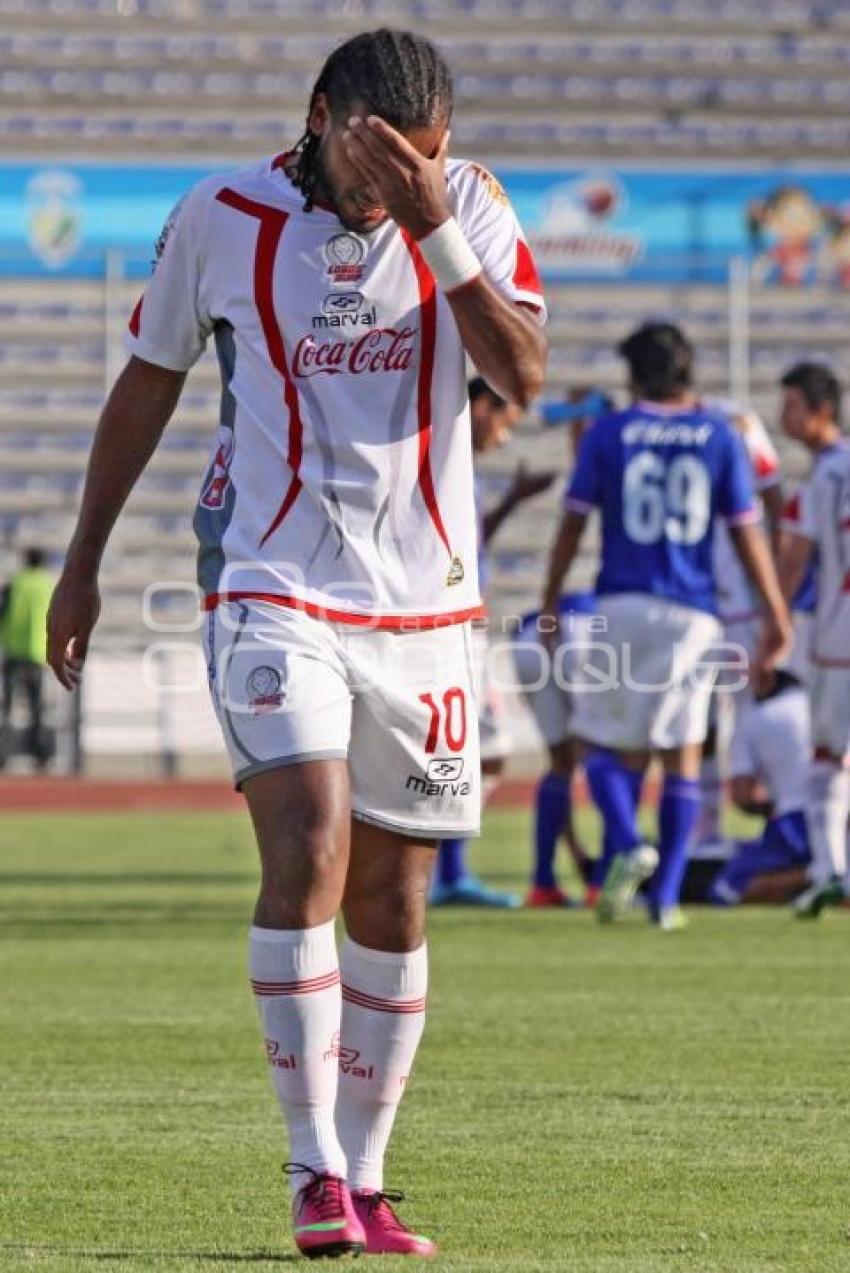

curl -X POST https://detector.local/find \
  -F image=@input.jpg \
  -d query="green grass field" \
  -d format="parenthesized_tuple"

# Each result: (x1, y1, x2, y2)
(1, 806, 849, 1272)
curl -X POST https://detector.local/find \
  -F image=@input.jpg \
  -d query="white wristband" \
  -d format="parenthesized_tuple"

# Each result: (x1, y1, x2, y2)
(416, 217, 482, 294)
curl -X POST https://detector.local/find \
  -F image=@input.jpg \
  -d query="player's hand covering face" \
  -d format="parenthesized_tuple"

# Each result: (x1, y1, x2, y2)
(337, 115, 451, 240)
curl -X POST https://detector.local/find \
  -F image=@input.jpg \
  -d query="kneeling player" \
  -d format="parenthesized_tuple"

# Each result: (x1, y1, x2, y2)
(541, 322, 789, 929)
(709, 670, 811, 904)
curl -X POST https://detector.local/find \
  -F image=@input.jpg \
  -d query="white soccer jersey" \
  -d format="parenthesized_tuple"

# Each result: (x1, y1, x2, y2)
(781, 443, 850, 665)
(727, 685, 810, 816)
(124, 154, 545, 628)
(710, 402, 780, 625)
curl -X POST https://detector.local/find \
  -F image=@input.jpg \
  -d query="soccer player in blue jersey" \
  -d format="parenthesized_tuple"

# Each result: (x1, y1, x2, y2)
(540, 323, 790, 929)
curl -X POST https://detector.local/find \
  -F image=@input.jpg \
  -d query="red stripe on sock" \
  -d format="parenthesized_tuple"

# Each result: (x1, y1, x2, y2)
(251, 971, 340, 996)
(341, 984, 427, 1014)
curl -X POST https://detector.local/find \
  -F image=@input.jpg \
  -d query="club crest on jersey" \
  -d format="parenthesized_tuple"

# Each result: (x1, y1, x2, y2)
(446, 556, 464, 586)
(246, 665, 285, 715)
(199, 430, 234, 510)
(324, 232, 367, 285)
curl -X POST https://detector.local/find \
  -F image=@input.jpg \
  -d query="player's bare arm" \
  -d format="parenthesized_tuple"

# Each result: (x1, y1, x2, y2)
(540, 508, 587, 638)
(776, 528, 815, 606)
(760, 479, 785, 556)
(343, 115, 546, 407)
(47, 356, 186, 689)
(728, 521, 793, 677)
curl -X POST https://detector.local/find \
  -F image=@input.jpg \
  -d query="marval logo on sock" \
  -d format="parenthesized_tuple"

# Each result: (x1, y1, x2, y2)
(324, 1031, 374, 1079)
(265, 1038, 297, 1070)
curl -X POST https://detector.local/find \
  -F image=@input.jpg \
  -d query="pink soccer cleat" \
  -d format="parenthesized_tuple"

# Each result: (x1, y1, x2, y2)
(352, 1188, 437, 1258)
(285, 1164, 365, 1260)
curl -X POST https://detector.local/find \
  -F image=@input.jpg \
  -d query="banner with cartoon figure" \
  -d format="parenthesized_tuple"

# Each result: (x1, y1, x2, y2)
(0, 162, 849, 284)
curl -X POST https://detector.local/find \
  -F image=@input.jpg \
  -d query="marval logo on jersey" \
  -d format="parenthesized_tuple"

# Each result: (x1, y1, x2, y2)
(406, 757, 471, 798)
(314, 291, 378, 330)
(293, 327, 416, 378)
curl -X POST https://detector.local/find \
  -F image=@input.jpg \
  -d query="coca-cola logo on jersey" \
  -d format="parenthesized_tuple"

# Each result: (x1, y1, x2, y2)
(292, 327, 416, 378)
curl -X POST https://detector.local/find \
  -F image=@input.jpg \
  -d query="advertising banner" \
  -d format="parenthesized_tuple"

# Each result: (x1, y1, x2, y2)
(1, 161, 849, 286)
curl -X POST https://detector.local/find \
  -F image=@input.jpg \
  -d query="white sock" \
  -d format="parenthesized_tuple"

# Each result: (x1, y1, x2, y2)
(806, 761, 850, 884)
(695, 755, 722, 844)
(335, 938, 428, 1192)
(249, 921, 347, 1194)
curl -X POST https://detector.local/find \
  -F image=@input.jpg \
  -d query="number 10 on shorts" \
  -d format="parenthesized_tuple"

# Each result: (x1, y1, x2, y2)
(419, 688, 467, 754)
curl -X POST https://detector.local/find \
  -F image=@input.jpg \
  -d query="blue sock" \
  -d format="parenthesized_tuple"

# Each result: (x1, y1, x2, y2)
(591, 765, 646, 887)
(437, 838, 467, 887)
(532, 772, 570, 888)
(584, 749, 642, 858)
(652, 775, 701, 912)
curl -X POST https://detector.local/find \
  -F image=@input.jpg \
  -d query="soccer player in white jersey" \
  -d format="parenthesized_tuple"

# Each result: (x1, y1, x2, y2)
(45, 30, 546, 1259)
(541, 323, 789, 930)
(776, 362, 850, 918)
(695, 400, 784, 855)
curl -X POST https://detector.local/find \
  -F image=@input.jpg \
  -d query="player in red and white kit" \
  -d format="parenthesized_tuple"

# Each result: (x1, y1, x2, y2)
(776, 363, 850, 918)
(695, 399, 784, 855)
(46, 31, 546, 1259)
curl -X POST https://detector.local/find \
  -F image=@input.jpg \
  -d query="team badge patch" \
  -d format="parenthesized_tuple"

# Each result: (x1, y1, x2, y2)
(246, 665, 285, 715)
(446, 556, 465, 586)
(324, 232, 367, 285)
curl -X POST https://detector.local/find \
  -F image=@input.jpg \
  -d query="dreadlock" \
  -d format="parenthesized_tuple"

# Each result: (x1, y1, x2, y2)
(291, 29, 454, 212)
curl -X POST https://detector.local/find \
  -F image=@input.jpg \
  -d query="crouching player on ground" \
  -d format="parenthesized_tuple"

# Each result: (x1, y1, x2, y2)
(45, 30, 546, 1259)
(541, 322, 790, 930)
(709, 669, 812, 905)
(777, 362, 850, 917)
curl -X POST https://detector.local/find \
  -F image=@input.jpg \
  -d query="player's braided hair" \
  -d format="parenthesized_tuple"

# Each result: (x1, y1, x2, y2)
(291, 29, 453, 212)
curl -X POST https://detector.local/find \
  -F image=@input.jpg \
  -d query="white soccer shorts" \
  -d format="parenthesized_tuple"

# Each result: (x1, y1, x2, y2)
(203, 600, 481, 838)
(568, 593, 723, 752)
(810, 663, 850, 763)
(512, 611, 596, 748)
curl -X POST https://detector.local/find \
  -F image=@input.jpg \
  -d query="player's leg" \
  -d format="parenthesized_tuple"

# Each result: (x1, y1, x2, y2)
(431, 756, 517, 908)
(204, 601, 364, 1257)
(711, 812, 810, 905)
(649, 744, 702, 928)
(341, 621, 480, 1254)
(527, 738, 580, 906)
(337, 823, 436, 1256)
(797, 667, 850, 916)
(0, 656, 17, 766)
(646, 604, 723, 927)
(513, 630, 578, 904)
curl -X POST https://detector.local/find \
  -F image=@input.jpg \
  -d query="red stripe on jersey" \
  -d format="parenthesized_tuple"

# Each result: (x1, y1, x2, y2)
(401, 229, 452, 557)
(513, 238, 543, 296)
(128, 295, 143, 337)
(201, 590, 485, 629)
(215, 187, 304, 547)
